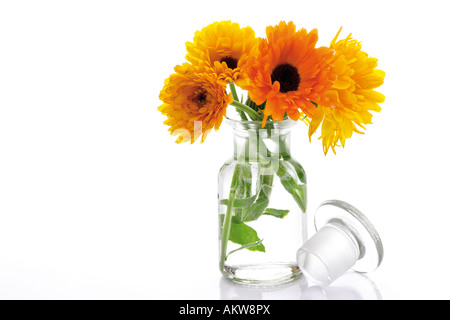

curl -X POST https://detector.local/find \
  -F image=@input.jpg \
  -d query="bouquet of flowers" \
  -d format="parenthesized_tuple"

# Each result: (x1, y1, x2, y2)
(159, 21, 385, 155)
(158, 21, 385, 284)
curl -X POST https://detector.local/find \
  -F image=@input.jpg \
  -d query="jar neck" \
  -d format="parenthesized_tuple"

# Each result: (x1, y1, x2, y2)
(232, 126, 292, 162)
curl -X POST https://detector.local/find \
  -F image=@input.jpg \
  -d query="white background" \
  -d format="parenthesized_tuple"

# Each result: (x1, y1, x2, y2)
(0, 0, 449, 300)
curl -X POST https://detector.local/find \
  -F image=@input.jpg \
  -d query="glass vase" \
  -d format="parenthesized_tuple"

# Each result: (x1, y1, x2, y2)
(218, 118, 307, 286)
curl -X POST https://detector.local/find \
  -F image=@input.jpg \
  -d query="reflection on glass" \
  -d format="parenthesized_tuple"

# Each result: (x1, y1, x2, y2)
(220, 271, 382, 300)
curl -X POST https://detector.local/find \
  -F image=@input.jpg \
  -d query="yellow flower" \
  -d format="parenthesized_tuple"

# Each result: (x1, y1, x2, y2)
(309, 28, 386, 155)
(185, 21, 257, 83)
(159, 64, 233, 143)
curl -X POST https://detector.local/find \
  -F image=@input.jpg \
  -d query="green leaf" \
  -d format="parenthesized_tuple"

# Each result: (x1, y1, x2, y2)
(229, 221, 265, 252)
(289, 160, 307, 184)
(227, 239, 264, 258)
(219, 195, 257, 208)
(277, 161, 307, 213)
(244, 197, 269, 222)
(233, 164, 253, 222)
(244, 174, 274, 222)
(264, 208, 290, 219)
(219, 215, 265, 253)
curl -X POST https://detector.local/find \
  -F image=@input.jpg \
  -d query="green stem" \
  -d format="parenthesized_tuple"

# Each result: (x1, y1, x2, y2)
(229, 83, 239, 101)
(231, 100, 263, 121)
(220, 167, 240, 271)
(229, 83, 248, 121)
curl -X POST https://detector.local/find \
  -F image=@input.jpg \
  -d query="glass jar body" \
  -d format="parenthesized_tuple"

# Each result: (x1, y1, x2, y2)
(218, 119, 307, 286)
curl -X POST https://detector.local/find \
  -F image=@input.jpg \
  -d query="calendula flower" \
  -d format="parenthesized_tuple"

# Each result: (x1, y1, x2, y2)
(238, 21, 336, 127)
(185, 21, 257, 83)
(159, 64, 233, 143)
(308, 28, 386, 155)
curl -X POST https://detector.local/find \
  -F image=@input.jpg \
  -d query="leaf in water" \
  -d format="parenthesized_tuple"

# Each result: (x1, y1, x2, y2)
(289, 160, 307, 184)
(264, 208, 290, 219)
(244, 195, 269, 222)
(277, 161, 307, 213)
(237, 164, 253, 222)
(226, 239, 264, 259)
(229, 221, 265, 252)
(244, 174, 273, 222)
(220, 215, 265, 253)
(219, 195, 257, 208)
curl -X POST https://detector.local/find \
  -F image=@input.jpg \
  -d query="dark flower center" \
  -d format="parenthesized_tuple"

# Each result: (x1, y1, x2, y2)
(195, 90, 208, 105)
(220, 56, 238, 69)
(271, 63, 301, 93)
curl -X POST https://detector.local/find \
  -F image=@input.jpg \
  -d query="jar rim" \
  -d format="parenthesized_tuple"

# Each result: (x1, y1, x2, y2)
(225, 117, 298, 131)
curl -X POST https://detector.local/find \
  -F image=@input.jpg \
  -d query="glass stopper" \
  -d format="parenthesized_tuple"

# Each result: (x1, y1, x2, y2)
(297, 200, 384, 286)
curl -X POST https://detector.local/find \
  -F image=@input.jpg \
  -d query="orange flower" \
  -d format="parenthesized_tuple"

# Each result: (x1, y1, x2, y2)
(238, 21, 336, 127)
(308, 28, 385, 155)
(159, 64, 233, 143)
(185, 21, 257, 83)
